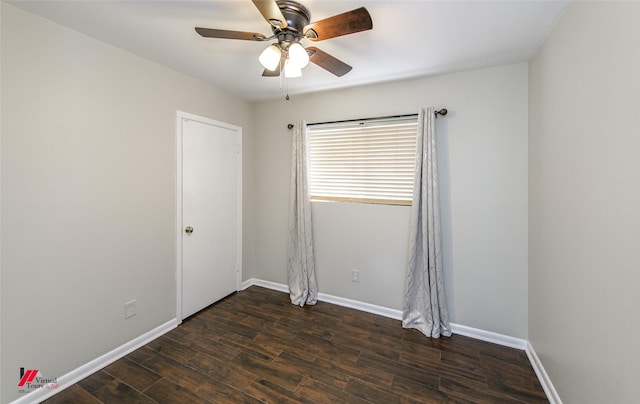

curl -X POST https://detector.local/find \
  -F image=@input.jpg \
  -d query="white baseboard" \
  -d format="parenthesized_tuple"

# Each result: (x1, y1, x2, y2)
(241, 278, 557, 401)
(450, 323, 527, 350)
(242, 278, 527, 348)
(12, 319, 177, 404)
(318, 291, 404, 320)
(242, 278, 288, 293)
(243, 278, 403, 319)
(526, 341, 562, 404)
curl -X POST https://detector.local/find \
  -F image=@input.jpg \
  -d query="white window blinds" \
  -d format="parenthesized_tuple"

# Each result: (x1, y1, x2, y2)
(308, 117, 418, 205)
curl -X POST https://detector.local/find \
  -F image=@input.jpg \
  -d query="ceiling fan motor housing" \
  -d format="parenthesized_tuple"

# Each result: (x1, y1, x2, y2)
(273, 0, 311, 36)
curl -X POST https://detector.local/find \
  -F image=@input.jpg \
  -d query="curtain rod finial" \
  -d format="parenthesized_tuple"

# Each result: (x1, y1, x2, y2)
(287, 123, 294, 130)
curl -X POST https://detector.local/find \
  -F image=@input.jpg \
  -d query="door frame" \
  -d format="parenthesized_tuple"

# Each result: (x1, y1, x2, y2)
(176, 110, 242, 324)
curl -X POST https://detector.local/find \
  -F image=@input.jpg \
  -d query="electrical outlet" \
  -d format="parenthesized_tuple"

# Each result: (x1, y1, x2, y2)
(124, 300, 136, 319)
(352, 269, 360, 282)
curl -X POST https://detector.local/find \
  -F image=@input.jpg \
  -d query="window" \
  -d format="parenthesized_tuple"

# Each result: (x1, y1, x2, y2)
(308, 116, 418, 205)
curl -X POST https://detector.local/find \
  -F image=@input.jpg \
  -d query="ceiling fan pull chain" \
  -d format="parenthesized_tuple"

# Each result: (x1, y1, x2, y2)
(285, 76, 290, 100)
(279, 57, 283, 90)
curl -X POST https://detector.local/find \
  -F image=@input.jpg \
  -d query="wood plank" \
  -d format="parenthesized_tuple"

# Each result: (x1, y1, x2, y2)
(143, 378, 210, 403)
(142, 354, 211, 392)
(42, 385, 102, 404)
(344, 378, 405, 404)
(76, 370, 115, 394)
(146, 335, 199, 364)
(186, 351, 258, 390)
(93, 378, 156, 404)
(103, 357, 161, 392)
(231, 351, 305, 391)
(294, 376, 356, 403)
(275, 351, 352, 391)
(243, 378, 301, 404)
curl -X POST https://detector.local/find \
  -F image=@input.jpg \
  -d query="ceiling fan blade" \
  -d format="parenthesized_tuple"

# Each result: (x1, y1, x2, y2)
(304, 7, 372, 41)
(262, 63, 282, 77)
(307, 47, 352, 77)
(262, 68, 280, 77)
(195, 27, 266, 41)
(252, 0, 288, 29)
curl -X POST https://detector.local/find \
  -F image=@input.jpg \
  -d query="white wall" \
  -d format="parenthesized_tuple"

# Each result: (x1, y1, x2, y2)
(529, 2, 640, 402)
(0, 1, 3, 397)
(0, 4, 253, 402)
(253, 63, 529, 338)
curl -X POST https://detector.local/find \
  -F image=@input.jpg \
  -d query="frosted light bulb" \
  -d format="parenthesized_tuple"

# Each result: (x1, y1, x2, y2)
(259, 44, 282, 71)
(284, 59, 302, 78)
(288, 42, 309, 69)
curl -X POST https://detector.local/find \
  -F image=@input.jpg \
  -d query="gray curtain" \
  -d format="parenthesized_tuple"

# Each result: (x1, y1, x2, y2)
(287, 120, 318, 306)
(402, 107, 452, 338)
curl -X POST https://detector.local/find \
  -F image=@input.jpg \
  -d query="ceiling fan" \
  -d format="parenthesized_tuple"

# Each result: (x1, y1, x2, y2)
(195, 0, 373, 78)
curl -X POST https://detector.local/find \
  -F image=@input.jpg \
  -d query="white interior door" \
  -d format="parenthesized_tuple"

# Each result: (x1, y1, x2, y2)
(178, 112, 241, 320)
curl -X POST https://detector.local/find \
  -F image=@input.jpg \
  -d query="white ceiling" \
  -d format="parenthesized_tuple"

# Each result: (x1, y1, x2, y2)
(10, 0, 569, 101)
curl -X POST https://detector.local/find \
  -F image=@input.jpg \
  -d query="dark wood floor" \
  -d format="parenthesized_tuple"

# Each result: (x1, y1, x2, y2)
(43, 286, 547, 403)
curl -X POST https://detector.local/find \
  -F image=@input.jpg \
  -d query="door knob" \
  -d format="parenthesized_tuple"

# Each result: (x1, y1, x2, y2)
(185, 226, 194, 234)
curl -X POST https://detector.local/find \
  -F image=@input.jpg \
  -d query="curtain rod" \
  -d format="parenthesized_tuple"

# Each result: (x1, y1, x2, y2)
(287, 108, 447, 129)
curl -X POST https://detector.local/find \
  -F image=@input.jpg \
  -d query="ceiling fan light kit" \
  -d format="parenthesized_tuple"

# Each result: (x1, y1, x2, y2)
(196, 0, 372, 82)
(258, 40, 309, 78)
